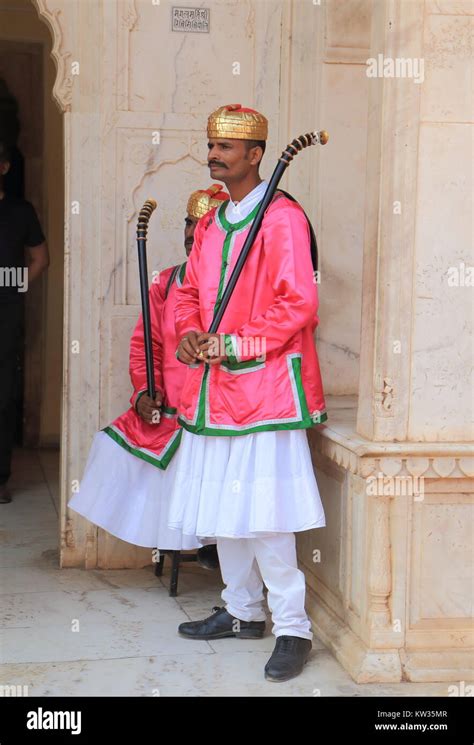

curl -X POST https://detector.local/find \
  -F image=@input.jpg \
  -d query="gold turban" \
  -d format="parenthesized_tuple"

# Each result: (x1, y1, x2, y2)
(207, 104, 268, 141)
(186, 184, 229, 220)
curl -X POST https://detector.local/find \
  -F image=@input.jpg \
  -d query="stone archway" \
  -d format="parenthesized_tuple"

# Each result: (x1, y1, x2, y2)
(30, 0, 106, 569)
(31, 0, 72, 115)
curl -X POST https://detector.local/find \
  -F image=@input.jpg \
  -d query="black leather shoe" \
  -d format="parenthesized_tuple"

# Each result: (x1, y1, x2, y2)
(196, 545, 220, 571)
(264, 635, 312, 682)
(178, 606, 265, 640)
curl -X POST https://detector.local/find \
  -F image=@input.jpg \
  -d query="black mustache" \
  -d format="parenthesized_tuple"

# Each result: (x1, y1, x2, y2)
(209, 162, 227, 168)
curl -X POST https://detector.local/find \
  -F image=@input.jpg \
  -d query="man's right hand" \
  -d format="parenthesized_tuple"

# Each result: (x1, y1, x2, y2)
(136, 394, 162, 423)
(177, 330, 203, 365)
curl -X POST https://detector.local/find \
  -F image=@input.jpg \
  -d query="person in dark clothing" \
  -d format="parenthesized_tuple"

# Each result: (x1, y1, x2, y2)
(0, 141, 49, 503)
(0, 80, 24, 199)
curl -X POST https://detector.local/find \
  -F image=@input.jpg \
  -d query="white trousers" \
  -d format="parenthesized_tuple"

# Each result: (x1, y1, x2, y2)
(217, 532, 313, 640)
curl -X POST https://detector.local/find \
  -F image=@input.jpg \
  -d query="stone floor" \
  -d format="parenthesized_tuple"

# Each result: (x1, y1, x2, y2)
(0, 448, 450, 697)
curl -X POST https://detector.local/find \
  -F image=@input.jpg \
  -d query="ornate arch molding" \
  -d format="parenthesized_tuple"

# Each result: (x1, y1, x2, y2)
(30, 0, 72, 112)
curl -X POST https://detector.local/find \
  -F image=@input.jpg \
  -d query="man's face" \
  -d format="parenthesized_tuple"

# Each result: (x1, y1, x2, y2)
(184, 213, 199, 256)
(207, 138, 260, 183)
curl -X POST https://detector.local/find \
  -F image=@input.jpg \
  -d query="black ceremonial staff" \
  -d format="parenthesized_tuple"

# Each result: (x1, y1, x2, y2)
(208, 130, 329, 334)
(136, 198, 158, 399)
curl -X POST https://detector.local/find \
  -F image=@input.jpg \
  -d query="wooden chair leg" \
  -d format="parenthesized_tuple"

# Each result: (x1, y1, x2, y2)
(169, 550, 180, 597)
(154, 550, 165, 577)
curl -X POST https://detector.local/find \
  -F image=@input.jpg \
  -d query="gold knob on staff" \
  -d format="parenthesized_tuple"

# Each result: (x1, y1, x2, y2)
(137, 198, 157, 238)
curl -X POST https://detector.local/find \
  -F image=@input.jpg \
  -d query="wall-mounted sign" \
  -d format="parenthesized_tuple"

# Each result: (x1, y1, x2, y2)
(172, 7, 210, 33)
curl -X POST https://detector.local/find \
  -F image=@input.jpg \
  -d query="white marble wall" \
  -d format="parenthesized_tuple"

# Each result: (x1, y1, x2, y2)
(303, 398, 473, 683)
(410, 3, 473, 441)
(356, 0, 473, 443)
(317, 0, 371, 396)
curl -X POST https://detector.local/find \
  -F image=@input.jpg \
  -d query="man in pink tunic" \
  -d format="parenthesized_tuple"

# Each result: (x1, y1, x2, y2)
(68, 185, 227, 561)
(171, 105, 327, 682)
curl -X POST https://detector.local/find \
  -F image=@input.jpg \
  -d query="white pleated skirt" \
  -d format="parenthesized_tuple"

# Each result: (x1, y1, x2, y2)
(68, 431, 202, 550)
(167, 428, 326, 539)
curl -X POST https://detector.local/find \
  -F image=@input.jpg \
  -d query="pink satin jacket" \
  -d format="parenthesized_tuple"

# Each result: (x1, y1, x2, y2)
(103, 262, 187, 469)
(174, 194, 327, 436)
